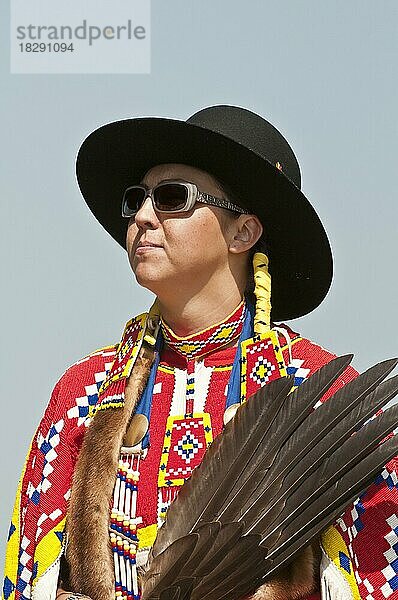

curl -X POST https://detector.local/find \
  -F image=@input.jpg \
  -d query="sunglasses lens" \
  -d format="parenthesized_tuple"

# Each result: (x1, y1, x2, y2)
(123, 187, 146, 216)
(153, 183, 189, 212)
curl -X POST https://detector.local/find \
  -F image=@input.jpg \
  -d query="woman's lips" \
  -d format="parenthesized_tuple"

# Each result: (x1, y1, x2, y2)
(135, 243, 162, 255)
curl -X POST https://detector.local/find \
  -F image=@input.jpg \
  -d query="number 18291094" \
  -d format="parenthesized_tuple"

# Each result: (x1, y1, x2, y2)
(18, 42, 74, 52)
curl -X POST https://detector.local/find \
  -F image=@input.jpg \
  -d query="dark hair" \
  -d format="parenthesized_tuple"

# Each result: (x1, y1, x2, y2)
(216, 178, 269, 305)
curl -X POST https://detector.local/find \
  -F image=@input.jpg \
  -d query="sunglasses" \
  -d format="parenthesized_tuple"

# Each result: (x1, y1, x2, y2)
(121, 180, 249, 217)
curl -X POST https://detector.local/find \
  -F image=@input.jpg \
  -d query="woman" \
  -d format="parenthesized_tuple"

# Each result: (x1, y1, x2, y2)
(3, 105, 398, 600)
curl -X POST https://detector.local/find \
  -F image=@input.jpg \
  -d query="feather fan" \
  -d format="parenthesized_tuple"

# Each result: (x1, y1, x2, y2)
(141, 356, 398, 600)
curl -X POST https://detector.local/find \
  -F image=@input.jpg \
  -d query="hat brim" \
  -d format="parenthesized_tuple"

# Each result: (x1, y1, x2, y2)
(76, 117, 333, 321)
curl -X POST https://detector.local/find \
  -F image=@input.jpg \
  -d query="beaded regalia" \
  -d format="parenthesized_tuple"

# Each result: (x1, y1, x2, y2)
(4, 299, 398, 600)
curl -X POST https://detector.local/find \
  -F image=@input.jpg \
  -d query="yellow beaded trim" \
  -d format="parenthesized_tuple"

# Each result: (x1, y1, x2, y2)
(321, 525, 360, 598)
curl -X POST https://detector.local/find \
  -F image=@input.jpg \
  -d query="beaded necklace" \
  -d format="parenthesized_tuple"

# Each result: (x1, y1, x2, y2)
(161, 300, 246, 361)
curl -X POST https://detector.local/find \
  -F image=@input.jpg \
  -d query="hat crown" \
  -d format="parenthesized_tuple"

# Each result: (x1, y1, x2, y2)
(186, 105, 301, 189)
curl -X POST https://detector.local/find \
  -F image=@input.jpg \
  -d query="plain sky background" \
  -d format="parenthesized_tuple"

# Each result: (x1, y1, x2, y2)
(1, 0, 397, 570)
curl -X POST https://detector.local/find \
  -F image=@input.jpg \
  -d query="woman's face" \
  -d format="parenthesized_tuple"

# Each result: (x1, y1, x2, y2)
(126, 163, 239, 298)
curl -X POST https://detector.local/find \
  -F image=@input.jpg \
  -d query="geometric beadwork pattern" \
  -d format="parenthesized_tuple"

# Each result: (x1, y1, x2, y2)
(26, 419, 65, 507)
(2, 575, 15, 600)
(158, 487, 180, 529)
(175, 430, 202, 461)
(336, 496, 366, 547)
(350, 498, 366, 539)
(16, 534, 32, 600)
(332, 464, 398, 600)
(67, 363, 112, 427)
(98, 314, 147, 396)
(161, 302, 245, 361)
(339, 550, 352, 573)
(2, 344, 119, 600)
(321, 522, 360, 598)
(335, 497, 366, 553)
(250, 355, 276, 386)
(375, 468, 398, 491)
(363, 577, 376, 598)
(158, 414, 213, 487)
(35, 508, 62, 541)
(380, 514, 398, 598)
(286, 358, 311, 389)
(240, 330, 287, 403)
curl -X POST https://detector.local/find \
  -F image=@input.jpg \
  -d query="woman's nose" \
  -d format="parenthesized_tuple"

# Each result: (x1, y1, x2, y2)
(134, 196, 159, 229)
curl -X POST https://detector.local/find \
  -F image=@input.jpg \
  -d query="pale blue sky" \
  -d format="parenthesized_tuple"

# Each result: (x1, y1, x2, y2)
(1, 0, 397, 568)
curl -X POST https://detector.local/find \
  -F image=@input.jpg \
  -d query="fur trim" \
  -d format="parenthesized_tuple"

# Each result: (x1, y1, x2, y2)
(66, 342, 155, 600)
(249, 542, 320, 600)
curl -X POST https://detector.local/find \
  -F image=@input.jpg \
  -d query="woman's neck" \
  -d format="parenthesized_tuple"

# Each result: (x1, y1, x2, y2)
(157, 288, 244, 337)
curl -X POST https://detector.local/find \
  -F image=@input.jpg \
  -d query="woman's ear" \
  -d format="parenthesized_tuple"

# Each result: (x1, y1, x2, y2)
(229, 215, 263, 254)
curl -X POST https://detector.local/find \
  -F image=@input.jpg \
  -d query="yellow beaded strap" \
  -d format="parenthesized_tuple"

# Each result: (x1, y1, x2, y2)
(253, 251, 272, 335)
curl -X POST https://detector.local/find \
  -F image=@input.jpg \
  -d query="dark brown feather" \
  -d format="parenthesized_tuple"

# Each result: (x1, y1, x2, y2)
(256, 402, 398, 551)
(142, 535, 199, 598)
(266, 435, 398, 564)
(159, 579, 194, 600)
(189, 535, 264, 600)
(241, 373, 398, 532)
(178, 522, 221, 577)
(192, 522, 245, 578)
(196, 544, 268, 600)
(141, 358, 398, 600)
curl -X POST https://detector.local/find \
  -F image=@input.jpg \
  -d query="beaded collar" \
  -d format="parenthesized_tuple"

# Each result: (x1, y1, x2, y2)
(160, 300, 246, 361)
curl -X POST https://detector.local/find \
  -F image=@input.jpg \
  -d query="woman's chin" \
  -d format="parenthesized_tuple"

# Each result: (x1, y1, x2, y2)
(133, 266, 167, 292)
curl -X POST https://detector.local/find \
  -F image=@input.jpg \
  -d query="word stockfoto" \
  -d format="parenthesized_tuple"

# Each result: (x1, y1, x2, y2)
(16, 20, 146, 46)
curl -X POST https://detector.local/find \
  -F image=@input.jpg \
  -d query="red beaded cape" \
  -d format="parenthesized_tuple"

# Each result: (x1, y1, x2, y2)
(3, 312, 398, 600)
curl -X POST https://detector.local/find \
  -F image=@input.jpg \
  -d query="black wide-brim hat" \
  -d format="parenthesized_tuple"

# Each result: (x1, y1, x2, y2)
(76, 105, 333, 321)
